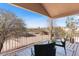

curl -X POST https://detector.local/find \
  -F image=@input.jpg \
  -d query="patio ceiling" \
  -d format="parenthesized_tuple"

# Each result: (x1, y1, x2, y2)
(11, 3, 79, 18)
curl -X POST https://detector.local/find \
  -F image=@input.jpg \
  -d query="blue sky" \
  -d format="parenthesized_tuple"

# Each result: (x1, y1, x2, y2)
(0, 3, 66, 28)
(55, 17, 66, 27)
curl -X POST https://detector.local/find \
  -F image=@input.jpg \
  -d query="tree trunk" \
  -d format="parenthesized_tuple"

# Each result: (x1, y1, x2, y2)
(71, 38, 74, 43)
(0, 35, 6, 53)
(0, 43, 3, 52)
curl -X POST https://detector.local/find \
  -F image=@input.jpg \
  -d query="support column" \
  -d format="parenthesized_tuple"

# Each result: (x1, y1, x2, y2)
(48, 18, 54, 43)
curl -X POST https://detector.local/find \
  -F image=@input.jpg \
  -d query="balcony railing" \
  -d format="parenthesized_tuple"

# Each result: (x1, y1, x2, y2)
(0, 35, 50, 56)
(0, 34, 79, 56)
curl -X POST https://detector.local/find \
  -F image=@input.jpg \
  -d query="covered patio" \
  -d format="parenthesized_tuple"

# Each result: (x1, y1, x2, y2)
(1, 3, 79, 56)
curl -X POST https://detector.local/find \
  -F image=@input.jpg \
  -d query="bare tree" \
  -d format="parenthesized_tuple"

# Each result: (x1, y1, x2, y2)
(0, 9, 26, 52)
(66, 16, 79, 43)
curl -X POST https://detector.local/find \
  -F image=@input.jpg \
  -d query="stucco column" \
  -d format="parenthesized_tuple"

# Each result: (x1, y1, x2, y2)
(48, 18, 54, 43)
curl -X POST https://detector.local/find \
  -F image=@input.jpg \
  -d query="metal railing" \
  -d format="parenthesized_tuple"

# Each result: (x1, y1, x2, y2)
(0, 35, 50, 56)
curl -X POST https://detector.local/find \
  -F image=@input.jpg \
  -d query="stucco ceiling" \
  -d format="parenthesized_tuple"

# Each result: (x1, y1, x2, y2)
(11, 3, 79, 18)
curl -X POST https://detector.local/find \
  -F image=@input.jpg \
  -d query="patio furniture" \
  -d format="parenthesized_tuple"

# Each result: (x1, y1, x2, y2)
(34, 43, 56, 56)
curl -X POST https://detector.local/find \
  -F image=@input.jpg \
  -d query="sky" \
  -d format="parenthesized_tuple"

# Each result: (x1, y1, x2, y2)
(0, 3, 67, 28)
(55, 17, 66, 27)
